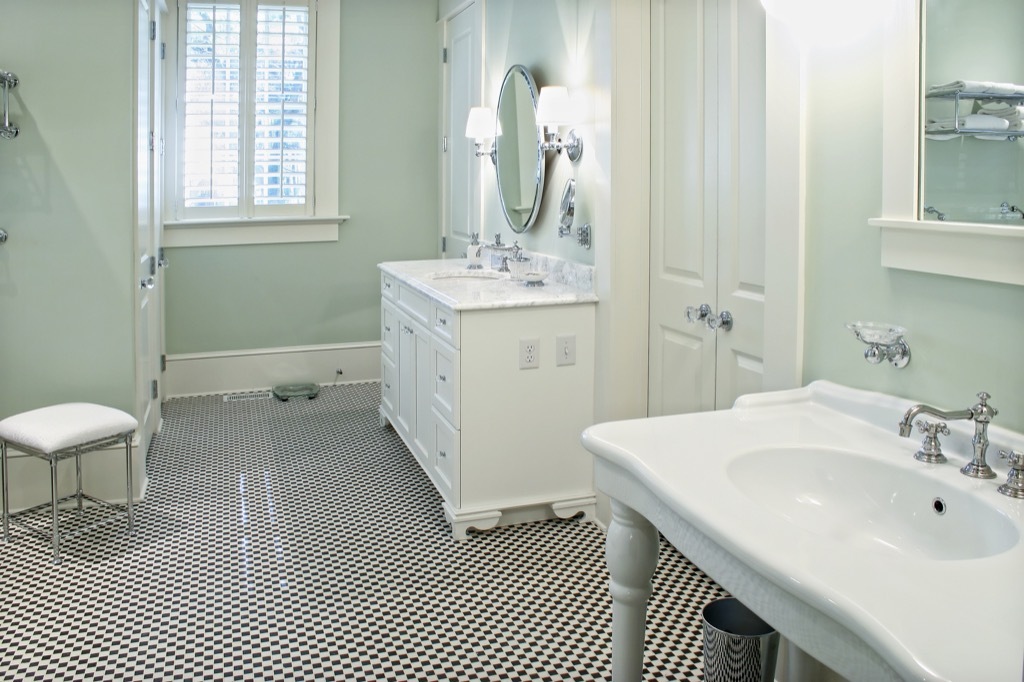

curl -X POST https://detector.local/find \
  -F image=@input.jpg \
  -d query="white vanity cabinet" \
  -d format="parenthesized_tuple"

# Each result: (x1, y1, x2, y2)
(379, 261, 598, 540)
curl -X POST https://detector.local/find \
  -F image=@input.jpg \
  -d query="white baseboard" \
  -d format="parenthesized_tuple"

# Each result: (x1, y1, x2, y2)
(164, 342, 382, 398)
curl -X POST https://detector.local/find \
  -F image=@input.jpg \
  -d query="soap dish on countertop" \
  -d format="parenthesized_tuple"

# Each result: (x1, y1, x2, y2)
(522, 270, 548, 286)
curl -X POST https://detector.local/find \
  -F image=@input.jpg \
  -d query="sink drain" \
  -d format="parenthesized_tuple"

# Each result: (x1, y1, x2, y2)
(932, 497, 947, 515)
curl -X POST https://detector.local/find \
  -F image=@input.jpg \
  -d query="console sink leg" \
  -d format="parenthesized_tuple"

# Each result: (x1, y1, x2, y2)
(606, 499, 660, 682)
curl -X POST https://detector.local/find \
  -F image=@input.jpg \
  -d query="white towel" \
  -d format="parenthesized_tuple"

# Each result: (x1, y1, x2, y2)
(927, 80, 1024, 96)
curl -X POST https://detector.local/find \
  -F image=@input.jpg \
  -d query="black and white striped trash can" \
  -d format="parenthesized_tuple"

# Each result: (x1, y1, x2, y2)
(701, 598, 780, 682)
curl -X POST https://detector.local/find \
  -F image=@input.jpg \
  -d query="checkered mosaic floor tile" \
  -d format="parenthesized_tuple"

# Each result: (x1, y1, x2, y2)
(0, 382, 728, 681)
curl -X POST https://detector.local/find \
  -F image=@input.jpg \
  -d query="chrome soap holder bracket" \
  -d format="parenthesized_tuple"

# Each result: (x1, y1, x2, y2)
(846, 321, 911, 369)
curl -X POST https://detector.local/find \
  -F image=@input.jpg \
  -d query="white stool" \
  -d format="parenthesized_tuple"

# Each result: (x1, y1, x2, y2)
(0, 403, 138, 564)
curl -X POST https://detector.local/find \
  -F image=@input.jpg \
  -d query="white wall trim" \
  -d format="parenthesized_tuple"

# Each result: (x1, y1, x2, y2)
(165, 342, 382, 397)
(762, 15, 805, 391)
(163, 216, 348, 247)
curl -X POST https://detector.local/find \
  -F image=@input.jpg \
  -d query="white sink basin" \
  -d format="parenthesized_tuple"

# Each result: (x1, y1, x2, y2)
(728, 447, 1019, 561)
(429, 269, 503, 280)
(582, 381, 1024, 682)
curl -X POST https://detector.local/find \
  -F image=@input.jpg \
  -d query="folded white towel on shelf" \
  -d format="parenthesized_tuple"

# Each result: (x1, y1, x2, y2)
(924, 114, 1008, 131)
(927, 80, 1024, 96)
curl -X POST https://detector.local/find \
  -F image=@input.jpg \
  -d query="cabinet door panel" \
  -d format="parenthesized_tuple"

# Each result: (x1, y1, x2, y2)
(433, 410, 460, 507)
(381, 353, 397, 419)
(381, 300, 398, 361)
(431, 339, 459, 429)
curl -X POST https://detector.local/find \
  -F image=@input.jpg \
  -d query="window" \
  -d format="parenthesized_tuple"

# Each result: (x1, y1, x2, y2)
(176, 0, 316, 218)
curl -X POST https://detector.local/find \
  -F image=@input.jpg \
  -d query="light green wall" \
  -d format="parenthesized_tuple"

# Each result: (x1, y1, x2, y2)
(802, 30, 1024, 433)
(0, 1, 136, 416)
(164, 0, 439, 354)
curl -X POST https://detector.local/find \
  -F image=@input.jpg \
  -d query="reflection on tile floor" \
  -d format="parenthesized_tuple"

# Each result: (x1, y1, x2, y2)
(0, 382, 727, 681)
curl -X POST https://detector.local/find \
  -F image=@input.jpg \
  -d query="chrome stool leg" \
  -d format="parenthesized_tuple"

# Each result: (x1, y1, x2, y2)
(76, 448, 84, 515)
(2, 441, 9, 542)
(50, 456, 61, 565)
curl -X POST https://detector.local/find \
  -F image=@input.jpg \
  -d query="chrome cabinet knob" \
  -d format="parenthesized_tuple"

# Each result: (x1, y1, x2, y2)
(140, 277, 155, 290)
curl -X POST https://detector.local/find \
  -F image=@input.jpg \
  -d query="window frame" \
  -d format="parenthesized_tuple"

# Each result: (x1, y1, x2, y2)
(163, 0, 345, 246)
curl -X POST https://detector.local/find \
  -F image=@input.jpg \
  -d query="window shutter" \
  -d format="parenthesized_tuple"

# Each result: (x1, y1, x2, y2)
(254, 5, 310, 206)
(182, 3, 242, 209)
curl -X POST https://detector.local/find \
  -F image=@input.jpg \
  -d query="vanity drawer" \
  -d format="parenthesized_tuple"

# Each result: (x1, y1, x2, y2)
(381, 272, 396, 300)
(432, 410, 460, 507)
(431, 338, 459, 429)
(380, 353, 397, 419)
(380, 299, 398, 361)
(431, 303, 459, 349)
(397, 283, 429, 326)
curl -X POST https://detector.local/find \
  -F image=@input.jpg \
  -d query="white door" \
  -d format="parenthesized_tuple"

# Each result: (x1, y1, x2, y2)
(648, 0, 766, 415)
(441, 2, 482, 259)
(135, 0, 164, 451)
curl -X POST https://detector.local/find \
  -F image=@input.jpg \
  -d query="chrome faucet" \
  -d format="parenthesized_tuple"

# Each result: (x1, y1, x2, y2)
(898, 392, 998, 479)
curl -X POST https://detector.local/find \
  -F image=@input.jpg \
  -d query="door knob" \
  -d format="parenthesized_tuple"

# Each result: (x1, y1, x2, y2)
(709, 310, 733, 331)
(685, 303, 733, 331)
(685, 303, 713, 324)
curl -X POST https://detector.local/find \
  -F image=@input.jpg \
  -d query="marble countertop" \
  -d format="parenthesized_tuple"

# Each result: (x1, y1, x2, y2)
(379, 259, 598, 311)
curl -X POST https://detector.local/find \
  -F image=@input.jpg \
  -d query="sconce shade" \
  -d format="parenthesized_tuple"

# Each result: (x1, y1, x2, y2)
(465, 107, 500, 140)
(536, 86, 572, 126)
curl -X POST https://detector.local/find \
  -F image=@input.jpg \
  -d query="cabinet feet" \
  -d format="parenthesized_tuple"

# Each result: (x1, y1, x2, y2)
(551, 496, 597, 521)
(443, 504, 502, 541)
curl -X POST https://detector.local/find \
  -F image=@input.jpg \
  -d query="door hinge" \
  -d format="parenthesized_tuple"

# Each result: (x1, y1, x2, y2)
(443, 136, 448, 153)
(151, 379, 159, 400)
(160, 42, 166, 60)
(160, 354, 167, 372)
(442, 47, 448, 63)
(149, 20, 156, 41)
(148, 255, 157, 276)
(149, 131, 155, 152)
(442, 236, 447, 253)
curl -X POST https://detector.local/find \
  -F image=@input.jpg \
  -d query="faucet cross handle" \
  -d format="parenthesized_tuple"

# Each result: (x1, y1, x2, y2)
(997, 451, 1024, 499)
(914, 420, 950, 464)
(971, 392, 998, 422)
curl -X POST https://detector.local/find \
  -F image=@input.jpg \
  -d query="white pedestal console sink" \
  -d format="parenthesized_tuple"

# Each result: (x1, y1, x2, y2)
(379, 259, 598, 540)
(582, 381, 1024, 682)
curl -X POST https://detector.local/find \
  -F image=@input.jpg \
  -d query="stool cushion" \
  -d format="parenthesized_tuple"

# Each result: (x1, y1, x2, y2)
(0, 403, 138, 454)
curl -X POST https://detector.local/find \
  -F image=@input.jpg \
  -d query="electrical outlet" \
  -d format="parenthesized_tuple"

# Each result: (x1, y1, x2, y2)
(519, 338, 540, 369)
(555, 334, 576, 366)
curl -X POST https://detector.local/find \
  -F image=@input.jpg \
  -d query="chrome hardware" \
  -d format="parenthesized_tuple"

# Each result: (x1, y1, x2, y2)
(438, 450, 447, 458)
(437, 317, 448, 327)
(897, 392, 998, 479)
(384, 325, 391, 333)
(438, 374, 447, 383)
(0, 70, 18, 141)
(923, 205, 946, 221)
(686, 304, 733, 331)
(577, 223, 592, 249)
(914, 420, 950, 464)
(140, 277, 155, 290)
(158, 247, 169, 268)
(686, 303, 712, 325)
(997, 451, 1024, 499)
(1000, 202, 1024, 220)
(708, 310, 733, 331)
(846, 322, 911, 369)
(0, 228, 7, 243)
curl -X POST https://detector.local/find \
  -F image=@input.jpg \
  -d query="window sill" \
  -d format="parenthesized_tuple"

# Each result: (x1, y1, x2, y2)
(868, 218, 1024, 286)
(163, 216, 350, 247)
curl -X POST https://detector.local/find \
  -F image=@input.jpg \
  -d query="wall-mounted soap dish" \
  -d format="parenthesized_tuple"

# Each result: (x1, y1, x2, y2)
(846, 321, 911, 369)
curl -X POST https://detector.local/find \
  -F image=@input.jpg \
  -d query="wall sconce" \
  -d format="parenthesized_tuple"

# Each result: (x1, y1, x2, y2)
(465, 106, 500, 165)
(536, 86, 583, 163)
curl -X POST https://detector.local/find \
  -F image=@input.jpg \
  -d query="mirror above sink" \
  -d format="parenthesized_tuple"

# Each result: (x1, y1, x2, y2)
(494, 65, 544, 234)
